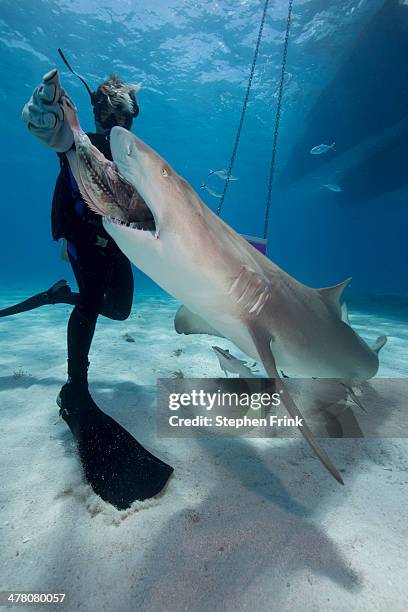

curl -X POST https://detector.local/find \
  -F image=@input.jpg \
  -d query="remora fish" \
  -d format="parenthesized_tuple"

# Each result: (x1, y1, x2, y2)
(212, 345, 258, 378)
(310, 142, 336, 154)
(200, 183, 223, 198)
(207, 169, 239, 180)
(322, 183, 343, 193)
(64, 106, 387, 485)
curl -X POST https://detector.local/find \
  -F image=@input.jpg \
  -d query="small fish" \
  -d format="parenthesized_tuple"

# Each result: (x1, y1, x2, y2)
(200, 183, 223, 198)
(339, 382, 367, 413)
(123, 333, 135, 343)
(310, 142, 336, 155)
(172, 370, 185, 379)
(207, 168, 239, 181)
(212, 346, 258, 378)
(322, 183, 343, 193)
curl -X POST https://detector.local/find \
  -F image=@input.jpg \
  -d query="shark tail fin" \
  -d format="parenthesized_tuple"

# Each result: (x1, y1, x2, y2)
(372, 335, 387, 355)
(319, 278, 352, 318)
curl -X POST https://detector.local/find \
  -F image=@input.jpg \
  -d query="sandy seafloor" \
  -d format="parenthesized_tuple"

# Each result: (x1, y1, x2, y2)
(0, 281, 407, 612)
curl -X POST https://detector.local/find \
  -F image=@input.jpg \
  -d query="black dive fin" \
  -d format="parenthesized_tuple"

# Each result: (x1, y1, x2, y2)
(250, 330, 344, 486)
(0, 280, 74, 317)
(57, 392, 173, 509)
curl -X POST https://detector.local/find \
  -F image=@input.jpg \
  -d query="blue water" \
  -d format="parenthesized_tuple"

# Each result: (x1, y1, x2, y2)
(0, 0, 406, 358)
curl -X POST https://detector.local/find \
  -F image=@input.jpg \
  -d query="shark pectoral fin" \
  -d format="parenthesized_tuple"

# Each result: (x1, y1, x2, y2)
(250, 331, 344, 485)
(174, 305, 225, 338)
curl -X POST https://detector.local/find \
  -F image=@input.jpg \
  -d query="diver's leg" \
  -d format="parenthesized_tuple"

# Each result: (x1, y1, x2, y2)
(65, 242, 106, 391)
(57, 234, 174, 508)
(63, 241, 134, 391)
(0, 279, 77, 317)
(58, 240, 106, 427)
(100, 248, 134, 321)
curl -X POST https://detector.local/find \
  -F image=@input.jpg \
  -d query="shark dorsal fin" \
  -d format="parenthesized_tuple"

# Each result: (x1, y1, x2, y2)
(319, 278, 352, 316)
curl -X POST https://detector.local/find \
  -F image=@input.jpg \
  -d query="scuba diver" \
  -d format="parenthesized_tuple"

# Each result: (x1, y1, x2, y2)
(24, 71, 136, 415)
(0, 55, 173, 508)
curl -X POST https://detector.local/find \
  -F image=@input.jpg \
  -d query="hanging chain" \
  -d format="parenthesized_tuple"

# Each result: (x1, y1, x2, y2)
(263, 0, 294, 239)
(216, 0, 294, 245)
(217, 0, 271, 216)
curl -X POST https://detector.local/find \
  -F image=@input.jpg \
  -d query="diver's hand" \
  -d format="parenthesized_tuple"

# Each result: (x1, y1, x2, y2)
(22, 69, 75, 152)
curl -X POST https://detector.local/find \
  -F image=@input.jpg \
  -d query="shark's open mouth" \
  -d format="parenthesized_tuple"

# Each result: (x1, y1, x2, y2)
(105, 163, 157, 234)
(67, 110, 158, 237)
(81, 156, 157, 234)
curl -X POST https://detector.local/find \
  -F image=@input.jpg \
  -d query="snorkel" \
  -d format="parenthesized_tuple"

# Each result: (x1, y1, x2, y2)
(57, 48, 140, 132)
(58, 48, 94, 102)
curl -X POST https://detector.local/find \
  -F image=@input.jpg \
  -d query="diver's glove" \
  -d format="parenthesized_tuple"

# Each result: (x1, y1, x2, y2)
(22, 69, 75, 153)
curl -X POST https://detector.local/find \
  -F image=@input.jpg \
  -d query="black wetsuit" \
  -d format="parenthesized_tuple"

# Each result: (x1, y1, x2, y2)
(0, 132, 174, 507)
(52, 132, 133, 385)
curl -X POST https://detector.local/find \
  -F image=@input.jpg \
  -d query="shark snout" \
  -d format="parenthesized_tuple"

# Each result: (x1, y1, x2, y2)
(110, 126, 149, 161)
(110, 127, 150, 188)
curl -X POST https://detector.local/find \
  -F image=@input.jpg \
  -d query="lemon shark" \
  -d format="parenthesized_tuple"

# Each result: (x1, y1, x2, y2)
(63, 101, 387, 485)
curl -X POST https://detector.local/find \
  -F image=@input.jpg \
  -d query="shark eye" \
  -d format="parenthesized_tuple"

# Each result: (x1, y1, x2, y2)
(161, 168, 169, 177)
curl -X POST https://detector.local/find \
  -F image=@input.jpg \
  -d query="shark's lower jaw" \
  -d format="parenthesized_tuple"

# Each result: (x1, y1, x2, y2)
(104, 216, 160, 239)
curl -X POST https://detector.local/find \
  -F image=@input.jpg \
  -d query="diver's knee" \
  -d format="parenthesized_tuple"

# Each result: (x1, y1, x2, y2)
(112, 309, 131, 321)
(101, 305, 131, 321)
(74, 303, 100, 326)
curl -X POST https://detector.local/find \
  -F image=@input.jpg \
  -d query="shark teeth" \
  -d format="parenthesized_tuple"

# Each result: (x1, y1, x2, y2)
(106, 216, 157, 235)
